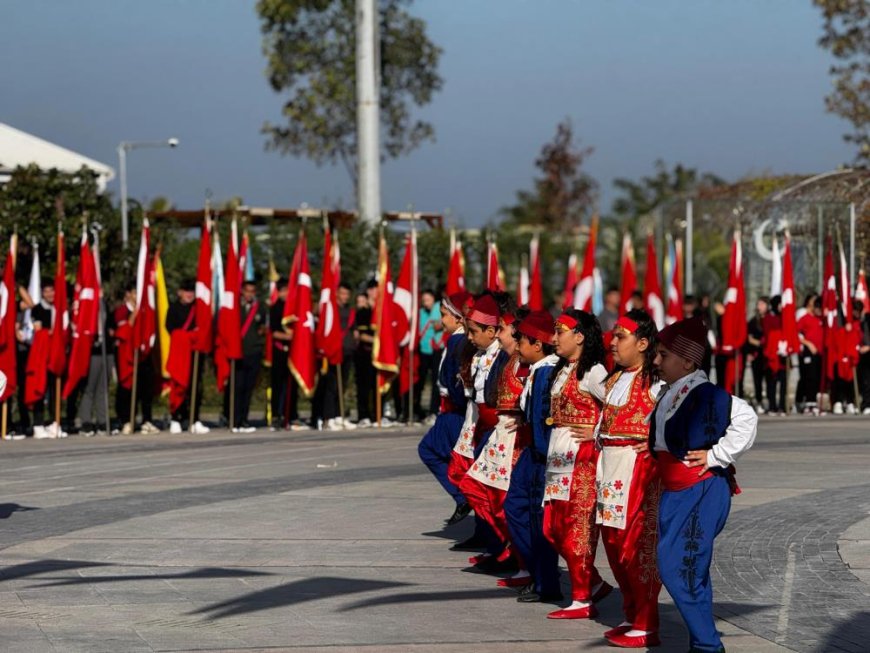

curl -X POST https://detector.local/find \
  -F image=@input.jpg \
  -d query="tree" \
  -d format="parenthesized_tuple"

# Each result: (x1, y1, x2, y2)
(815, 0, 870, 165)
(257, 0, 443, 188)
(500, 119, 598, 234)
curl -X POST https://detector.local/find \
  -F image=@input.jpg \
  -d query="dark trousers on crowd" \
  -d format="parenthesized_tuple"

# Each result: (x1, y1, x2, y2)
(78, 352, 112, 428)
(32, 373, 58, 427)
(312, 362, 348, 424)
(748, 353, 765, 405)
(831, 373, 857, 407)
(354, 349, 375, 422)
(765, 362, 786, 413)
(171, 355, 203, 424)
(270, 348, 299, 426)
(15, 346, 30, 433)
(223, 352, 261, 427)
(860, 353, 870, 411)
(796, 351, 821, 407)
(117, 360, 154, 425)
(417, 351, 441, 416)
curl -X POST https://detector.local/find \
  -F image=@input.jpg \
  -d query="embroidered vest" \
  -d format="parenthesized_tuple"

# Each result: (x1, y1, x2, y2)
(649, 382, 732, 463)
(496, 352, 527, 412)
(551, 366, 600, 427)
(598, 369, 656, 440)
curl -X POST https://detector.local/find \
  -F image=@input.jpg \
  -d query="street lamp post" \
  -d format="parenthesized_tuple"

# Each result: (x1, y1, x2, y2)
(118, 138, 179, 247)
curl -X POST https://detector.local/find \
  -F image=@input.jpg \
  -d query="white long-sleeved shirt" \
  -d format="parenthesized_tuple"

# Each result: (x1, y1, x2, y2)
(653, 370, 757, 468)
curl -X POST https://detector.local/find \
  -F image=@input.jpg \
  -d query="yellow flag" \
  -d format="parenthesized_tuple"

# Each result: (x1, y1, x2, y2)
(154, 249, 171, 379)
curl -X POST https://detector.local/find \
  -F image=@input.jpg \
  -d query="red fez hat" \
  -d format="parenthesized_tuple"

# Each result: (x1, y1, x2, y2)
(444, 291, 472, 318)
(658, 315, 707, 368)
(516, 309, 555, 343)
(467, 295, 501, 327)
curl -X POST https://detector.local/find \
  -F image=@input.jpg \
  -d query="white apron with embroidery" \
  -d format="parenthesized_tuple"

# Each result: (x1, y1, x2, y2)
(594, 369, 639, 530)
(544, 364, 578, 502)
(452, 400, 479, 459)
(468, 414, 517, 490)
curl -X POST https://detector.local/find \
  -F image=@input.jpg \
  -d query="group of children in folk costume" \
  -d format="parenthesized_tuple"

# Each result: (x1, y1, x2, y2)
(419, 290, 758, 652)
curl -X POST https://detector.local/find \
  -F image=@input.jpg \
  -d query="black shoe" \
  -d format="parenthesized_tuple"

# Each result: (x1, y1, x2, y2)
(449, 534, 487, 551)
(445, 503, 471, 525)
(517, 586, 563, 603)
(471, 556, 519, 574)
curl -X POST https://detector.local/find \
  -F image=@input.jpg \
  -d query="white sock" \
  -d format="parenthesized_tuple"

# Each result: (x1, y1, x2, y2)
(566, 600, 591, 609)
(509, 569, 530, 580)
(624, 629, 649, 637)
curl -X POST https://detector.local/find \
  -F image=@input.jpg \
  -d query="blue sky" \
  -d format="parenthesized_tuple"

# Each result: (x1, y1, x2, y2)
(2, 0, 853, 226)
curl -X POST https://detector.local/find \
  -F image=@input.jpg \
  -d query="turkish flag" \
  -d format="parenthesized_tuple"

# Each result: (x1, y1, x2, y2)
(665, 237, 683, 325)
(133, 220, 156, 356)
(528, 235, 544, 310)
(644, 234, 664, 329)
(619, 232, 637, 314)
(720, 231, 747, 393)
(0, 235, 17, 401)
(516, 266, 529, 306)
(282, 234, 305, 328)
(264, 258, 279, 368)
(192, 222, 213, 353)
(215, 222, 242, 392)
(394, 232, 419, 395)
(288, 232, 315, 397)
(561, 253, 578, 309)
(63, 230, 99, 398)
(48, 232, 69, 377)
(486, 241, 504, 292)
(315, 227, 343, 366)
(821, 238, 838, 380)
(574, 216, 598, 312)
(373, 235, 399, 394)
(780, 235, 800, 355)
(446, 231, 465, 296)
(855, 269, 868, 317)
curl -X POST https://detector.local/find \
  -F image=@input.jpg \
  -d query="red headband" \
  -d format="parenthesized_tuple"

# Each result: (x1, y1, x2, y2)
(556, 313, 578, 329)
(614, 316, 640, 333)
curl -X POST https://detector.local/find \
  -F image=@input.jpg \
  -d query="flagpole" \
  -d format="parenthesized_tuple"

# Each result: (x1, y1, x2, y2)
(229, 359, 236, 430)
(1, 402, 7, 440)
(408, 216, 418, 426)
(54, 377, 61, 430)
(92, 224, 112, 436)
(189, 351, 200, 432)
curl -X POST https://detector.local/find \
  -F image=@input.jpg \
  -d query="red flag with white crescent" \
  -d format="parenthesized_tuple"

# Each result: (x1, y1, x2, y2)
(720, 231, 747, 393)
(644, 234, 665, 329)
(0, 235, 17, 401)
(665, 237, 683, 325)
(574, 217, 598, 312)
(821, 238, 839, 380)
(192, 221, 213, 353)
(446, 230, 465, 295)
(288, 232, 316, 397)
(528, 235, 543, 310)
(486, 241, 504, 292)
(373, 235, 399, 394)
(133, 220, 156, 356)
(855, 269, 868, 316)
(780, 235, 800, 355)
(562, 253, 578, 310)
(48, 231, 69, 377)
(215, 221, 242, 391)
(619, 233, 637, 314)
(315, 227, 343, 365)
(63, 228, 99, 398)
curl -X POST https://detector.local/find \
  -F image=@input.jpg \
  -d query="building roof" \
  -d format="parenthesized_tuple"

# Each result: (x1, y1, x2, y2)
(0, 122, 115, 191)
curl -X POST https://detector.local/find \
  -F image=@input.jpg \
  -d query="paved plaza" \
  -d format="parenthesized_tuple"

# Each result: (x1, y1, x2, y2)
(0, 416, 867, 652)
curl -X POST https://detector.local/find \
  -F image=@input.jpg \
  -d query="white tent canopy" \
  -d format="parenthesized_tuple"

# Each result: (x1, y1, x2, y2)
(0, 122, 115, 193)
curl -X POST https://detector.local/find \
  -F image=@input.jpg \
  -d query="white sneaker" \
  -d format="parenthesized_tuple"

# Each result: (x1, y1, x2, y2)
(121, 422, 134, 435)
(46, 422, 65, 438)
(141, 421, 160, 434)
(339, 418, 356, 431)
(2, 432, 25, 441)
(326, 418, 343, 432)
(169, 420, 183, 434)
(833, 402, 844, 415)
(846, 403, 857, 415)
(33, 425, 51, 439)
(240, 425, 256, 433)
(755, 405, 767, 415)
(191, 421, 210, 434)
(378, 417, 396, 428)
(356, 418, 372, 428)
(863, 407, 870, 415)
(424, 414, 437, 426)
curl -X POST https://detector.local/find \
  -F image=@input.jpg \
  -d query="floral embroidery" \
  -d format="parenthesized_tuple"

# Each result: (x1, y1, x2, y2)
(679, 506, 704, 596)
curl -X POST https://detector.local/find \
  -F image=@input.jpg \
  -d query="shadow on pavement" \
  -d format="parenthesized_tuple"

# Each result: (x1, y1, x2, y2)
(0, 559, 111, 582)
(190, 576, 414, 619)
(0, 503, 39, 519)
(339, 587, 512, 611)
(32, 566, 275, 587)
(819, 611, 870, 653)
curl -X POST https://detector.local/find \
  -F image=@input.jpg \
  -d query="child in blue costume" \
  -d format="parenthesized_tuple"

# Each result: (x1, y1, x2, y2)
(504, 309, 562, 603)
(418, 291, 473, 524)
(651, 316, 757, 653)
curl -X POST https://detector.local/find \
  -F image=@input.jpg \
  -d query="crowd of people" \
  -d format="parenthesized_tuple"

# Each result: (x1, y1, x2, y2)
(418, 288, 758, 650)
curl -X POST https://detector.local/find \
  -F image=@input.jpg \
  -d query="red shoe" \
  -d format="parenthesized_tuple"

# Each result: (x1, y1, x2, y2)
(496, 576, 532, 588)
(603, 625, 632, 639)
(547, 604, 598, 619)
(468, 553, 491, 565)
(591, 581, 614, 603)
(605, 631, 660, 648)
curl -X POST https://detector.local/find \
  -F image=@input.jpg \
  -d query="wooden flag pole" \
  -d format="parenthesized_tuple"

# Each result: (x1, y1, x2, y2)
(1, 402, 7, 440)
(54, 377, 61, 430)
(128, 347, 140, 433)
(376, 382, 382, 427)
(189, 351, 200, 432)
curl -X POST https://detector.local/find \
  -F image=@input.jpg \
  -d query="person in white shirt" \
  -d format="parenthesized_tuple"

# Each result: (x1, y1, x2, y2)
(651, 316, 757, 653)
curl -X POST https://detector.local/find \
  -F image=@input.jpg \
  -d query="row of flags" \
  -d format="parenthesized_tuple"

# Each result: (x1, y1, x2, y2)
(1, 219, 867, 413)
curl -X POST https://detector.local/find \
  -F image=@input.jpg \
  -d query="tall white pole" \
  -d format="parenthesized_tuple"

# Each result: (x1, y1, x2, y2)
(356, 0, 381, 225)
(849, 202, 856, 290)
(685, 199, 693, 294)
(119, 145, 129, 248)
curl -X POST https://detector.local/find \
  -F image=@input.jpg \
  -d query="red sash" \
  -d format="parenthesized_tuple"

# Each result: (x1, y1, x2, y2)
(658, 451, 713, 491)
(474, 403, 499, 439)
(240, 301, 259, 338)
